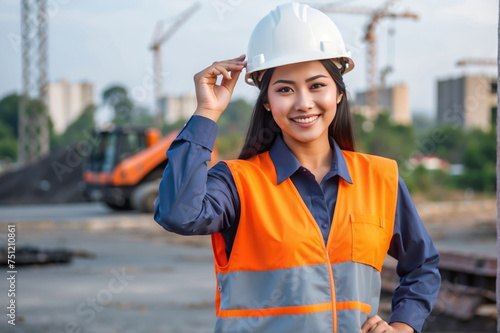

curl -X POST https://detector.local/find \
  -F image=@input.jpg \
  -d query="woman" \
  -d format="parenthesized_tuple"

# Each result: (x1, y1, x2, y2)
(154, 3, 440, 333)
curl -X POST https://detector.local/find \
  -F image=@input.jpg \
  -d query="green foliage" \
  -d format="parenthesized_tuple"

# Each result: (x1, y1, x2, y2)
(102, 85, 134, 124)
(351, 111, 496, 195)
(459, 128, 496, 192)
(0, 93, 20, 138)
(103, 85, 157, 127)
(219, 99, 253, 131)
(353, 112, 415, 161)
(51, 104, 97, 150)
(162, 118, 187, 135)
(425, 125, 467, 164)
(49, 117, 62, 150)
(412, 113, 435, 137)
(0, 122, 17, 160)
(158, 98, 253, 157)
(131, 106, 156, 128)
(217, 99, 253, 156)
(0, 93, 57, 160)
(351, 113, 369, 152)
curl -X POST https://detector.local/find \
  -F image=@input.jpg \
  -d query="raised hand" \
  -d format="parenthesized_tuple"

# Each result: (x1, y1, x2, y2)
(193, 54, 247, 122)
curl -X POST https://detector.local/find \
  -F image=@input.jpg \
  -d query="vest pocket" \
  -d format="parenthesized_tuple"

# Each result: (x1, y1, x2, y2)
(349, 214, 391, 271)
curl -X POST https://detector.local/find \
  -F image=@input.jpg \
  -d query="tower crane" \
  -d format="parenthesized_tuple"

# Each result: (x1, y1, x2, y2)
(456, 58, 497, 67)
(314, 0, 418, 113)
(149, 2, 201, 126)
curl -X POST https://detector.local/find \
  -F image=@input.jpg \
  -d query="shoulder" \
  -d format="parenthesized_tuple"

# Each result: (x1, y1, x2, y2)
(222, 152, 276, 184)
(342, 150, 397, 169)
(342, 150, 399, 186)
(223, 152, 272, 170)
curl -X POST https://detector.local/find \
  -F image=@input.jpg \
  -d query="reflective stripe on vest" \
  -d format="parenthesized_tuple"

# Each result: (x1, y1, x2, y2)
(211, 150, 398, 333)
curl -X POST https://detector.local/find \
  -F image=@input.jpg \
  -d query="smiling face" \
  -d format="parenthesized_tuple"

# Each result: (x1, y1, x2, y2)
(265, 60, 342, 150)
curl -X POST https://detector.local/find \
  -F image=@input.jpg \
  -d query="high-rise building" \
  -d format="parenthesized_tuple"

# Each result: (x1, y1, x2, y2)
(161, 92, 197, 124)
(47, 79, 94, 134)
(436, 75, 497, 131)
(354, 83, 412, 125)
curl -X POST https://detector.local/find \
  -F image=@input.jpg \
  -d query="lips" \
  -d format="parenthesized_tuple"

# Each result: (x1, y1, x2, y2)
(291, 115, 319, 124)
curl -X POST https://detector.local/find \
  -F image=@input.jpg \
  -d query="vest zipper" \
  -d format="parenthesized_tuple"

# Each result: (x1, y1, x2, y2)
(325, 250, 337, 333)
(285, 178, 339, 332)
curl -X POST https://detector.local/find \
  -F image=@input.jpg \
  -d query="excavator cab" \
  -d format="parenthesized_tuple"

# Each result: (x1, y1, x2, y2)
(83, 124, 217, 213)
(82, 125, 167, 212)
(86, 126, 159, 173)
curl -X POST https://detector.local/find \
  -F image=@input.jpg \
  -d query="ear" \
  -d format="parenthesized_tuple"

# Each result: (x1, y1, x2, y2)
(337, 93, 343, 104)
(263, 102, 271, 111)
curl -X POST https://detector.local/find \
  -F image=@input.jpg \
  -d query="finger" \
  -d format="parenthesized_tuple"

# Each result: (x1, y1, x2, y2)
(214, 65, 232, 80)
(215, 60, 246, 71)
(232, 54, 246, 61)
(220, 68, 243, 93)
(361, 315, 382, 333)
(372, 321, 393, 333)
(194, 58, 246, 87)
(216, 61, 246, 79)
(194, 67, 220, 84)
(195, 65, 227, 84)
(220, 54, 245, 63)
(214, 56, 247, 67)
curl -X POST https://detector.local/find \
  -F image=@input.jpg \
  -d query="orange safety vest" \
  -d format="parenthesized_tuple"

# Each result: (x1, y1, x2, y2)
(211, 150, 398, 333)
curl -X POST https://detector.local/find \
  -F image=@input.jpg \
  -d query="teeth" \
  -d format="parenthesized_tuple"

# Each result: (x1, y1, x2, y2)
(293, 116, 318, 124)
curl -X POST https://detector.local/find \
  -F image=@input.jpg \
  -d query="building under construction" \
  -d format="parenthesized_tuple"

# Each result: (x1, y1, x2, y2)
(354, 84, 412, 125)
(436, 74, 497, 132)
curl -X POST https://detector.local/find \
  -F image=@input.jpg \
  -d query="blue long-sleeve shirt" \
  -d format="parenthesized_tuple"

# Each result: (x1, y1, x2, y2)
(154, 115, 440, 332)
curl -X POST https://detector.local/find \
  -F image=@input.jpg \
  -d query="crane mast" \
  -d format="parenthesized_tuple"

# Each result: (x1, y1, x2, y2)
(149, 2, 200, 127)
(315, 1, 418, 113)
(18, 0, 50, 165)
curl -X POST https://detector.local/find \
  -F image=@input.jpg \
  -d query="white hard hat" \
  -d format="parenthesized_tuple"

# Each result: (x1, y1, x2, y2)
(245, 2, 355, 86)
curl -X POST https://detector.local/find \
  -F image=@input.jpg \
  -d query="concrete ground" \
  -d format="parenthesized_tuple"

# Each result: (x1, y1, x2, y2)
(0, 200, 496, 333)
(0, 205, 216, 333)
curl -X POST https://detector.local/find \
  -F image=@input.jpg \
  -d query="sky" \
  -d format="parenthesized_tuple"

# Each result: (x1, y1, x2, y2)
(0, 0, 498, 122)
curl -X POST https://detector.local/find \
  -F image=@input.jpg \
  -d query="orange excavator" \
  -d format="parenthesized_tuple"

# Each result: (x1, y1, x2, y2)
(82, 125, 217, 213)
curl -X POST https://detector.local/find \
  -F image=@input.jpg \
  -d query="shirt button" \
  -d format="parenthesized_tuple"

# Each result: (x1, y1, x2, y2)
(322, 223, 329, 229)
(302, 168, 307, 172)
(218, 285, 222, 292)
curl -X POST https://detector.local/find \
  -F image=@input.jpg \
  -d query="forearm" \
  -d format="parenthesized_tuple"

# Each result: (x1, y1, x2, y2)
(388, 177, 441, 332)
(389, 250, 440, 332)
(154, 116, 235, 235)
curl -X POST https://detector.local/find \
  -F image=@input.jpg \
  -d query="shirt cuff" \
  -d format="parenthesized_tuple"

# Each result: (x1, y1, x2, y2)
(176, 115, 218, 151)
(389, 302, 425, 332)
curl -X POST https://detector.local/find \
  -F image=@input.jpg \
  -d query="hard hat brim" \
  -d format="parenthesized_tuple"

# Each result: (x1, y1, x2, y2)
(244, 55, 355, 86)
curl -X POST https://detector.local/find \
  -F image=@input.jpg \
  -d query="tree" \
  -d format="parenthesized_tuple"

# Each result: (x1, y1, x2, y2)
(0, 93, 20, 160)
(358, 112, 416, 161)
(102, 85, 134, 124)
(0, 122, 17, 160)
(0, 93, 20, 138)
(217, 99, 254, 157)
(162, 118, 186, 135)
(431, 125, 468, 164)
(460, 129, 496, 192)
(131, 106, 156, 127)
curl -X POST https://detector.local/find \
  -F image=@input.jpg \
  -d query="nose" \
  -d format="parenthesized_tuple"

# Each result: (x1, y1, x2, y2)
(294, 88, 314, 112)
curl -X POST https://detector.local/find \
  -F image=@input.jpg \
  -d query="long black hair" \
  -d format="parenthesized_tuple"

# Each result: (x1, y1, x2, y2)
(238, 59, 355, 160)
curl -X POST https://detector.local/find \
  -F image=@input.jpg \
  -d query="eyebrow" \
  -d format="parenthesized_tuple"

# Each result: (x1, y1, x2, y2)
(272, 74, 329, 86)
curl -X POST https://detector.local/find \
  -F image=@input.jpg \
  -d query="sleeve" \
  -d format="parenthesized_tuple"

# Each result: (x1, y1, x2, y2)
(387, 176, 441, 332)
(153, 115, 240, 235)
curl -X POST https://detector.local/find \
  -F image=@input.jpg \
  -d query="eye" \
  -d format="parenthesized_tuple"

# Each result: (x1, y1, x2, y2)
(311, 83, 326, 89)
(276, 86, 293, 93)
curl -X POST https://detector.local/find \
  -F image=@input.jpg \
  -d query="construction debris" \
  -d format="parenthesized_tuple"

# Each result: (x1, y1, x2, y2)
(0, 144, 87, 205)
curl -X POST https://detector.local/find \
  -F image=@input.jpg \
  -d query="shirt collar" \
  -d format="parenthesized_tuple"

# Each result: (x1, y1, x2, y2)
(269, 135, 353, 185)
